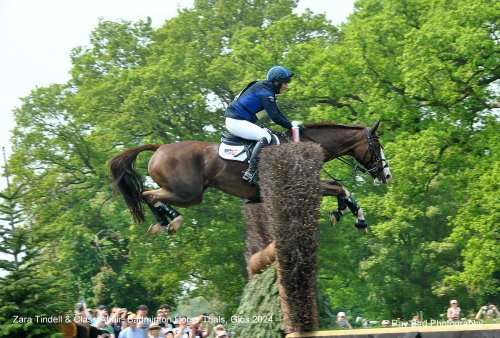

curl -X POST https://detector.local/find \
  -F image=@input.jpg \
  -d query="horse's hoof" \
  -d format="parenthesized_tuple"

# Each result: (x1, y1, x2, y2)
(167, 216, 183, 235)
(147, 223, 165, 236)
(147, 216, 183, 236)
(329, 210, 341, 225)
(354, 219, 368, 233)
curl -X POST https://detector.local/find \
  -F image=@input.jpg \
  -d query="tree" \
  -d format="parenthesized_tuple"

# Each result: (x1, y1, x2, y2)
(0, 149, 67, 337)
(0, 148, 27, 272)
(442, 127, 499, 302)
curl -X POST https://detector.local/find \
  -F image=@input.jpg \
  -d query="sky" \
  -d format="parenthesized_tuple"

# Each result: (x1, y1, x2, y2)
(0, 0, 355, 173)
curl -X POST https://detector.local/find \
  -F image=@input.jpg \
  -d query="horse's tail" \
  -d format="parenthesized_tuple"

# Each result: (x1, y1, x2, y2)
(109, 144, 160, 223)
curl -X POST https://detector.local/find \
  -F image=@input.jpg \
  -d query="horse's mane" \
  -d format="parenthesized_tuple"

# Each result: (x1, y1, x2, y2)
(304, 121, 365, 129)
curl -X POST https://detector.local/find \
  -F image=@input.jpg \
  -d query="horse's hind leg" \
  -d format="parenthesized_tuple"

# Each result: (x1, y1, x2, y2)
(145, 202, 183, 233)
(142, 189, 184, 235)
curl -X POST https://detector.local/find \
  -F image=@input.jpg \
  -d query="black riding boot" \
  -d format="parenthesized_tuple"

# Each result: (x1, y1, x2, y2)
(242, 137, 269, 185)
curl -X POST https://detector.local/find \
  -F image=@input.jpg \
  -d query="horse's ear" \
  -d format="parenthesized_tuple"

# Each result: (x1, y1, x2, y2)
(370, 120, 381, 135)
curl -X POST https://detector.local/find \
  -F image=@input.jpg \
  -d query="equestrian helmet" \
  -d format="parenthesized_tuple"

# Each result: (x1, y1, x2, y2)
(266, 66, 293, 83)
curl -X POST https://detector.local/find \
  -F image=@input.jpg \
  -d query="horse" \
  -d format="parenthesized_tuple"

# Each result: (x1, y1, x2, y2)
(109, 120, 392, 234)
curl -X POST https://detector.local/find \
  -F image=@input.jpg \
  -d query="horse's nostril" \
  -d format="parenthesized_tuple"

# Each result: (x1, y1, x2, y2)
(386, 174, 392, 180)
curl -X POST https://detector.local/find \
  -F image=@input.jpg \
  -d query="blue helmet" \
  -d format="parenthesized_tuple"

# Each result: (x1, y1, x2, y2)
(266, 66, 293, 83)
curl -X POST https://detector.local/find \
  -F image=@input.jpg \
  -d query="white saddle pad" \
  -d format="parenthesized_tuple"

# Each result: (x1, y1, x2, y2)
(218, 144, 249, 162)
(218, 134, 280, 162)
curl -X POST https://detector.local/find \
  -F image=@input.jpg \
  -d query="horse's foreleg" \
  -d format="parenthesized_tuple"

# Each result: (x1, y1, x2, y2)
(343, 191, 367, 233)
(322, 180, 367, 232)
(321, 180, 348, 225)
(329, 196, 348, 225)
(321, 180, 347, 222)
(321, 180, 347, 197)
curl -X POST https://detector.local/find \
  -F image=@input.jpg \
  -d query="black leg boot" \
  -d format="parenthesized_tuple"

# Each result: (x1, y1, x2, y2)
(157, 203, 181, 221)
(329, 196, 348, 225)
(345, 195, 360, 216)
(147, 204, 169, 226)
(345, 196, 367, 230)
(243, 137, 268, 185)
(147, 203, 184, 235)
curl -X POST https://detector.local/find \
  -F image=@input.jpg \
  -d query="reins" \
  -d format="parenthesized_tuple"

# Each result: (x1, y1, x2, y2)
(296, 128, 381, 182)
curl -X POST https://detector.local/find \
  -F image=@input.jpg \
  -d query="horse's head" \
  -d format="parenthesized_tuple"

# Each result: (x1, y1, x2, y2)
(354, 121, 392, 184)
(295, 120, 392, 184)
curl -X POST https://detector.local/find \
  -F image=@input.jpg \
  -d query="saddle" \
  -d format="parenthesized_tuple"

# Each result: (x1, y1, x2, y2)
(218, 132, 280, 162)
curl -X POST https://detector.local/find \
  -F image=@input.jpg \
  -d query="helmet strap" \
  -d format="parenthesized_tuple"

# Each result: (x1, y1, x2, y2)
(272, 80, 282, 94)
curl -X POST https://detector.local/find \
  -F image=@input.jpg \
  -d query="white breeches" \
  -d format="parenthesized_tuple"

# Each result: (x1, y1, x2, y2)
(225, 118, 272, 143)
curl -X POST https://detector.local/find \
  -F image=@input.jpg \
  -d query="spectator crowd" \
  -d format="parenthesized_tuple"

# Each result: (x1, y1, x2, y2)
(71, 297, 499, 336)
(73, 300, 230, 338)
(333, 298, 500, 331)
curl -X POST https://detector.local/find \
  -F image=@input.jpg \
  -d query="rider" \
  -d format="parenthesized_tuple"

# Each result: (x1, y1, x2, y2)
(225, 65, 295, 185)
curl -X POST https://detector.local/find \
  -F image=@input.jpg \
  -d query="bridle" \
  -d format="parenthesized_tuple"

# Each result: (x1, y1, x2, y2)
(362, 128, 389, 180)
(295, 128, 386, 182)
(360, 127, 387, 176)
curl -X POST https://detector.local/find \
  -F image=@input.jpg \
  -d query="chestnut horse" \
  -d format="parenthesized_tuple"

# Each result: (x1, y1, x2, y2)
(109, 121, 391, 234)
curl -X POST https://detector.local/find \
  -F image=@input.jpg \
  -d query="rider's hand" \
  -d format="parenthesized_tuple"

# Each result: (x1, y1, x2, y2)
(299, 125, 305, 133)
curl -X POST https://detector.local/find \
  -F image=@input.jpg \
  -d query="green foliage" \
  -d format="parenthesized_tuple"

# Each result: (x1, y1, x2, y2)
(0, 0, 498, 328)
(231, 264, 335, 336)
(0, 162, 69, 337)
(231, 263, 283, 338)
(443, 132, 500, 300)
(0, 261, 66, 338)
(0, 185, 26, 272)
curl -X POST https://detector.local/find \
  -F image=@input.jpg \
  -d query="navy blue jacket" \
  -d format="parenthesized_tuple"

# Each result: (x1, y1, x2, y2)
(225, 81, 292, 129)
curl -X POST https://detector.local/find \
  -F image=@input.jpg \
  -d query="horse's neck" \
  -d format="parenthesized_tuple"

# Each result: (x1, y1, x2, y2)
(306, 127, 364, 161)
